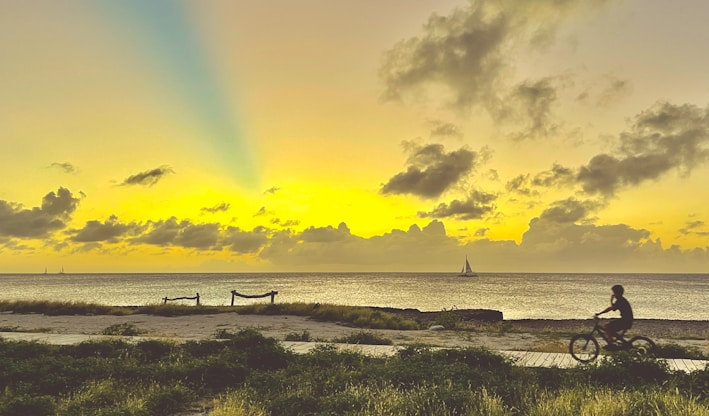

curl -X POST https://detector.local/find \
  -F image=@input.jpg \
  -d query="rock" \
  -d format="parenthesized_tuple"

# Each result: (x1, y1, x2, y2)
(428, 325, 445, 331)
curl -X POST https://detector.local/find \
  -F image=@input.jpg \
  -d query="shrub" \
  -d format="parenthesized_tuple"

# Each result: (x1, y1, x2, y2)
(332, 331, 393, 345)
(433, 307, 462, 329)
(655, 343, 707, 360)
(284, 330, 311, 342)
(0, 394, 55, 416)
(101, 323, 145, 336)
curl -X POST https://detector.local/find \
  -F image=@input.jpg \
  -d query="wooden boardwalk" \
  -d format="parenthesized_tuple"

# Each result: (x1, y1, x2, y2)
(1, 333, 706, 373)
(282, 341, 707, 373)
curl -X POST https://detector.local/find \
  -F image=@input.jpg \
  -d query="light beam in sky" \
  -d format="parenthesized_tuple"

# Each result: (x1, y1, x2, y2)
(96, 0, 256, 186)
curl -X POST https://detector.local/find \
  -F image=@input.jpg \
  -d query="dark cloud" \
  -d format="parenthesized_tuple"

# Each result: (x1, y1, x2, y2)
(506, 174, 535, 196)
(379, 2, 509, 110)
(577, 102, 709, 196)
(577, 75, 632, 107)
(176, 222, 220, 249)
(301, 222, 351, 243)
(474, 227, 489, 237)
(136, 217, 181, 246)
(201, 202, 230, 214)
(538, 198, 604, 224)
(71, 215, 139, 243)
(429, 120, 464, 139)
(271, 218, 301, 228)
(222, 226, 269, 253)
(260, 220, 453, 268)
(418, 190, 497, 220)
(679, 220, 709, 237)
(380, 0, 605, 134)
(136, 217, 220, 249)
(49, 162, 77, 174)
(518, 216, 654, 269)
(503, 77, 560, 140)
(381, 143, 477, 198)
(120, 166, 174, 187)
(0, 187, 81, 238)
(532, 163, 575, 188)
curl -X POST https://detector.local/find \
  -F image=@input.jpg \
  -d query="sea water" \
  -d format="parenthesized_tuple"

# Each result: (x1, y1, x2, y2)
(0, 272, 706, 320)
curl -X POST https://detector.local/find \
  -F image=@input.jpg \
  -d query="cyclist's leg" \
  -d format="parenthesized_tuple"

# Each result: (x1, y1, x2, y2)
(605, 319, 622, 343)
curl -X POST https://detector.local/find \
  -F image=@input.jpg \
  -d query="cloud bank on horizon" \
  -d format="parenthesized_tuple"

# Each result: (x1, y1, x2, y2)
(1, 0, 708, 272)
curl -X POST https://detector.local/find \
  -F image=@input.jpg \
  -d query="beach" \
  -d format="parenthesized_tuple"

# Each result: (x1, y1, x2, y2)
(1, 311, 706, 354)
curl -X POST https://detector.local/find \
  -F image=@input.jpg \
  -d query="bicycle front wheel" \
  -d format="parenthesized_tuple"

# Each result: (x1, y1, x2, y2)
(630, 336, 656, 357)
(569, 334, 599, 362)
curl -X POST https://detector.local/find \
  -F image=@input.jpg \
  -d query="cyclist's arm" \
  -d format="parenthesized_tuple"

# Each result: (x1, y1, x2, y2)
(597, 295, 616, 315)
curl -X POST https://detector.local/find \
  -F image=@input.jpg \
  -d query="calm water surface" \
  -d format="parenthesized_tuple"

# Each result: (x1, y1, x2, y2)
(0, 272, 706, 320)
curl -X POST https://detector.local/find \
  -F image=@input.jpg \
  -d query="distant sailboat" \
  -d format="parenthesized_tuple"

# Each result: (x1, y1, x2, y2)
(458, 256, 477, 277)
(59, 266, 65, 274)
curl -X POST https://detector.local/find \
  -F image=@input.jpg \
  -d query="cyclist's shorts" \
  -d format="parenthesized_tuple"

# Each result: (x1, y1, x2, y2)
(608, 318, 632, 332)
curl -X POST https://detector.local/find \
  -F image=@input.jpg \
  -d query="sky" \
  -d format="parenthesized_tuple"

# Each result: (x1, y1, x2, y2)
(1, 0, 709, 273)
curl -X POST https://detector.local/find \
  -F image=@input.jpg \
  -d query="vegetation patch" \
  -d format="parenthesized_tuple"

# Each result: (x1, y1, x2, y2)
(332, 331, 393, 345)
(0, 332, 706, 415)
(100, 322, 146, 336)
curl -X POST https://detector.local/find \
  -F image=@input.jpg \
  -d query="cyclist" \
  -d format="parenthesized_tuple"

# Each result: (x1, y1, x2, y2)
(596, 284, 633, 348)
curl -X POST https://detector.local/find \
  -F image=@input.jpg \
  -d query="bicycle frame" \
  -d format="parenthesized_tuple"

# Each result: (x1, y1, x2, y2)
(587, 316, 630, 347)
(569, 316, 656, 363)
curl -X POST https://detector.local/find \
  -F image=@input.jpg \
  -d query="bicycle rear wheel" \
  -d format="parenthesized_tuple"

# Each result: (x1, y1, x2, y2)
(629, 336, 656, 357)
(569, 334, 599, 362)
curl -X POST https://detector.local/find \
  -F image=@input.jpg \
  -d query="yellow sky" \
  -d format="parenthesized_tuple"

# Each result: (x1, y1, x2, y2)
(1, 0, 708, 273)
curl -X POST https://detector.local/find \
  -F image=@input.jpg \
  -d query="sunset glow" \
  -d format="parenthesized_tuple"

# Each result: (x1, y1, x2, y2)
(2, 0, 709, 273)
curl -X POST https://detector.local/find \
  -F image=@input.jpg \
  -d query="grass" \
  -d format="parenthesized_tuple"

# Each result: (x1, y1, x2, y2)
(0, 331, 706, 415)
(0, 300, 422, 330)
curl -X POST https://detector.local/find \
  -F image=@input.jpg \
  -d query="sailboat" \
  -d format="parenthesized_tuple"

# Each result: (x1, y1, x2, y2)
(458, 256, 477, 277)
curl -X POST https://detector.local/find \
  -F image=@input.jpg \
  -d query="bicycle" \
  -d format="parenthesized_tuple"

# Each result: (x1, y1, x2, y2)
(569, 315, 656, 363)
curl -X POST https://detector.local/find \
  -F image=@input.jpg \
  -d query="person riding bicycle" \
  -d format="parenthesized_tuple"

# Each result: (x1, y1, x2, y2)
(596, 284, 633, 347)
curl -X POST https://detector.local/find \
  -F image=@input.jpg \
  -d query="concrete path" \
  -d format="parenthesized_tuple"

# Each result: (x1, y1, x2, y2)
(1, 332, 706, 373)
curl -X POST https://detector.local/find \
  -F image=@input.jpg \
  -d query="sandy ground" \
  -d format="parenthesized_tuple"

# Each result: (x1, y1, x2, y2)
(0, 312, 707, 353)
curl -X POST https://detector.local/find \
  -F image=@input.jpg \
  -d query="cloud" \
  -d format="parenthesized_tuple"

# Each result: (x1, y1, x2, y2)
(381, 143, 477, 198)
(301, 222, 351, 243)
(379, 0, 607, 132)
(261, 220, 453, 268)
(379, 1, 509, 110)
(71, 215, 140, 243)
(271, 218, 301, 228)
(136, 217, 220, 249)
(49, 162, 77, 174)
(418, 190, 497, 220)
(577, 101, 709, 196)
(678, 220, 709, 237)
(0, 187, 81, 238)
(201, 202, 230, 214)
(577, 75, 632, 107)
(222, 226, 269, 253)
(506, 174, 536, 196)
(119, 166, 174, 187)
(538, 198, 604, 223)
(502, 77, 561, 140)
(429, 120, 464, 139)
(532, 163, 575, 188)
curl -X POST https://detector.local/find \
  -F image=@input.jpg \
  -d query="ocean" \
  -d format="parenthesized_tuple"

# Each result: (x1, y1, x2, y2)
(0, 272, 706, 320)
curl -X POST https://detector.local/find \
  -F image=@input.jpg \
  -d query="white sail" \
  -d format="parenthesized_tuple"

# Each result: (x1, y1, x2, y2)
(459, 256, 477, 277)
